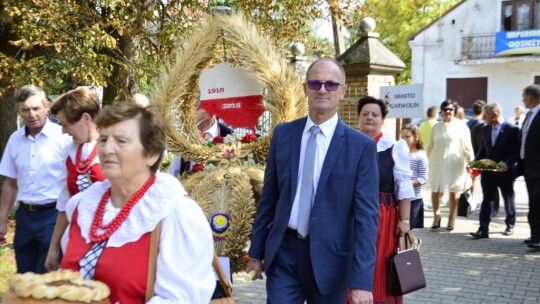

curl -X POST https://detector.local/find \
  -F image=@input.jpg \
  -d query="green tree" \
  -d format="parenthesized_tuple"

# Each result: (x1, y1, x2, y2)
(350, 0, 461, 84)
(0, 0, 359, 154)
(0, 0, 206, 154)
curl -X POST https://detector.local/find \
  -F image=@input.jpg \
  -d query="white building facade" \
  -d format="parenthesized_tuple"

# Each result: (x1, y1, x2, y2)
(410, 0, 540, 119)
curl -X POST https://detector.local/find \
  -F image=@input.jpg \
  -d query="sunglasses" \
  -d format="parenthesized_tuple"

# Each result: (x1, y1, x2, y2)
(442, 107, 454, 113)
(306, 80, 341, 92)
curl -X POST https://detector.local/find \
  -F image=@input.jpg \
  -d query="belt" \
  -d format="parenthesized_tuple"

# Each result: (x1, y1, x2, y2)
(286, 228, 309, 240)
(18, 202, 57, 212)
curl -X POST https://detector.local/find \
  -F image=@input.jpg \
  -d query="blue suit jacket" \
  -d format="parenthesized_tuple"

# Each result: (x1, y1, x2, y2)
(476, 121, 520, 179)
(249, 117, 380, 294)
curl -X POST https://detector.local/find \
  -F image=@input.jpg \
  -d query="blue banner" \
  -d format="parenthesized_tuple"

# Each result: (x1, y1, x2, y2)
(495, 30, 540, 55)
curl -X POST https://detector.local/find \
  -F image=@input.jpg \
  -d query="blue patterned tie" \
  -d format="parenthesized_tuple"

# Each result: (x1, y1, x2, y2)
(491, 126, 497, 146)
(297, 126, 320, 238)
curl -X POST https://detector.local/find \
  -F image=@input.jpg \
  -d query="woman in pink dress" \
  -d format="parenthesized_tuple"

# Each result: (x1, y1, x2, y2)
(61, 102, 215, 303)
(45, 88, 104, 271)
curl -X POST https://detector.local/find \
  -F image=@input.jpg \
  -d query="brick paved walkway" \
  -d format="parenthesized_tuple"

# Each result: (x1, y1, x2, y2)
(231, 178, 540, 303)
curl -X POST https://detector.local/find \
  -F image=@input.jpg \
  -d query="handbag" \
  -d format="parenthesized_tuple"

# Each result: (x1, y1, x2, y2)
(209, 253, 235, 304)
(146, 222, 234, 303)
(458, 188, 475, 217)
(458, 174, 477, 217)
(386, 234, 426, 296)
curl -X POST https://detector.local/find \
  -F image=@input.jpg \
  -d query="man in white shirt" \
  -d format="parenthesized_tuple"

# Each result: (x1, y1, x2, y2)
(0, 85, 71, 273)
(168, 108, 232, 176)
(507, 106, 525, 128)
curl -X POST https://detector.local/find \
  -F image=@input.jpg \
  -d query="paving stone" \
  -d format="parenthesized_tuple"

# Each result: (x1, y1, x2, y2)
(232, 178, 540, 303)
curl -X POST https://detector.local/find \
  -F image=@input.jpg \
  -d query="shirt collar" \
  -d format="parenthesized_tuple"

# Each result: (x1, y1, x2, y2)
(23, 118, 54, 138)
(205, 117, 220, 138)
(529, 103, 540, 116)
(304, 113, 338, 137)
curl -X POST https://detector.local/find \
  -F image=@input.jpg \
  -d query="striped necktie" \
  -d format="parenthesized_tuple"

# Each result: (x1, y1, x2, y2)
(297, 126, 320, 239)
(520, 111, 533, 159)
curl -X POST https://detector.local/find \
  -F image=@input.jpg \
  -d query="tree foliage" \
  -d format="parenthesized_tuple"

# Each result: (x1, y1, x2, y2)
(350, 0, 461, 84)
(1, 0, 208, 100)
(0, 0, 362, 155)
(221, 0, 359, 56)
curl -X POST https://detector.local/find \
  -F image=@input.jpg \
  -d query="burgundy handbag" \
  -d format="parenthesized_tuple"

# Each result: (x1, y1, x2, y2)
(386, 234, 426, 296)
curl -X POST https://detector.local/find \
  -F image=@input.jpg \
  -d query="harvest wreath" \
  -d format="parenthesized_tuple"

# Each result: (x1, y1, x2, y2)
(152, 13, 306, 272)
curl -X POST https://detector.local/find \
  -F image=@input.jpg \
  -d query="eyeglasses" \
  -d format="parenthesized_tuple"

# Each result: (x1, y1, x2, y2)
(306, 80, 341, 92)
(442, 107, 454, 113)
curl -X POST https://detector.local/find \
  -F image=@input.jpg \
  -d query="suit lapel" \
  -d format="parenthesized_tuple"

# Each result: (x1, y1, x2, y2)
(290, 118, 306, 204)
(529, 110, 540, 133)
(493, 123, 506, 147)
(484, 125, 494, 149)
(316, 120, 346, 199)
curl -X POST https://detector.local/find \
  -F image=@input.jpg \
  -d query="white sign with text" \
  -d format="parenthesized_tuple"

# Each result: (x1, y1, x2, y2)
(380, 84, 423, 118)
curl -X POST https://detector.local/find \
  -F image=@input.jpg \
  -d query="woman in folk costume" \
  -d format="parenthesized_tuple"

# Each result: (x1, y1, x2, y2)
(45, 88, 105, 271)
(61, 102, 215, 303)
(357, 97, 414, 304)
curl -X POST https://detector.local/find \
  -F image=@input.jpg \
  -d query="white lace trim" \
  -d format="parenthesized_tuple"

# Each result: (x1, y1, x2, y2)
(67, 172, 187, 247)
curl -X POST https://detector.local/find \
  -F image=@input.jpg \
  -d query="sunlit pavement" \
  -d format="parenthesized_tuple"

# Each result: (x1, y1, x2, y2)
(232, 177, 540, 304)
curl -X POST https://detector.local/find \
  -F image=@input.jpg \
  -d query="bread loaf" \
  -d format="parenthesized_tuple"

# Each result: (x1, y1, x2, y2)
(4, 270, 110, 304)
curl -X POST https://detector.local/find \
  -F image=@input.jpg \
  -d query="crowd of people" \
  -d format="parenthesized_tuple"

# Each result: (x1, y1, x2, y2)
(0, 87, 215, 302)
(0, 59, 539, 303)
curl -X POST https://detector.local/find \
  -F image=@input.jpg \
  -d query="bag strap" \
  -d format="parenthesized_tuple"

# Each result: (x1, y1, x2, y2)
(145, 221, 162, 302)
(395, 233, 414, 252)
(463, 167, 473, 192)
(213, 253, 233, 298)
(145, 222, 233, 301)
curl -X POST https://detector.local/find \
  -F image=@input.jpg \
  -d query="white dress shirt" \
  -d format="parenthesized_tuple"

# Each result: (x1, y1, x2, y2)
(377, 135, 414, 200)
(0, 119, 72, 204)
(288, 114, 338, 229)
(507, 115, 525, 128)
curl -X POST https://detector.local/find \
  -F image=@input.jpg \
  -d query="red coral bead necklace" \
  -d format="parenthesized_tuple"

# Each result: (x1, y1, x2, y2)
(74, 143, 98, 175)
(90, 174, 156, 243)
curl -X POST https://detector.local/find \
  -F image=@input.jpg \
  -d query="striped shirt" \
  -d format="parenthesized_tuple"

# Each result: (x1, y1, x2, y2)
(409, 150, 429, 199)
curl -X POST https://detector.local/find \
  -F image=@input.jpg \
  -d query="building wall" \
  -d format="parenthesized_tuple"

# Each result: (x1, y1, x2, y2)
(341, 74, 399, 139)
(410, 0, 540, 120)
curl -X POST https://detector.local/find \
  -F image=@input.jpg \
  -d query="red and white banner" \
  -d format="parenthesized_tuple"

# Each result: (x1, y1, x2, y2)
(199, 62, 265, 131)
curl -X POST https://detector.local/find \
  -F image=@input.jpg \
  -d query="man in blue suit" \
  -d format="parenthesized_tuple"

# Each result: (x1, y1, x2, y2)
(470, 102, 520, 239)
(246, 58, 379, 303)
(520, 85, 540, 249)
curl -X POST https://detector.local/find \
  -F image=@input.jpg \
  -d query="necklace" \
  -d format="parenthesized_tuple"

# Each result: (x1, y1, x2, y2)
(89, 174, 156, 243)
(75, 143, 98, 175)
(374, 132, 383, 143)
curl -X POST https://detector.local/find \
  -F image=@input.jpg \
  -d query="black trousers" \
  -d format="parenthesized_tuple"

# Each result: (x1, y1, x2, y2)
(525, 177, 540, 241)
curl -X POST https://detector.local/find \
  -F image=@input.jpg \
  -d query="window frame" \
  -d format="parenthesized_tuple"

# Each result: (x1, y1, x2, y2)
(501, 0, 540, 30)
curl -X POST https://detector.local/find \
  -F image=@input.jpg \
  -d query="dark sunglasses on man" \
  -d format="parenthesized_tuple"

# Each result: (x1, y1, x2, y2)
(441, 107, 454, 113)
(306, 80, 342, 92)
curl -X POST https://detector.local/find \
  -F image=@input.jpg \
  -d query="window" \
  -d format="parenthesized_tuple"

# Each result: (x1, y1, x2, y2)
(501, 0, 540, 30)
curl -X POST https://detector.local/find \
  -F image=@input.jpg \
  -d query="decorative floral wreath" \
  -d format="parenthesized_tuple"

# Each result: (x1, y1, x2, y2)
(153, 13, 306, 272)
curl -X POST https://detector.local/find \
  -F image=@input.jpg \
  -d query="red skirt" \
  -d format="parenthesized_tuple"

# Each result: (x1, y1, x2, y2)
(373, 193, 402, 304)
(346, 193, 403, 304)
